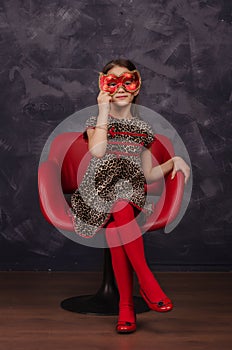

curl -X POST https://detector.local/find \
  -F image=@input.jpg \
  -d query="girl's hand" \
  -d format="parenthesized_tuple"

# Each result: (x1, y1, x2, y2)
(97, 91, 112, 116)
(171, 156, 191, 184)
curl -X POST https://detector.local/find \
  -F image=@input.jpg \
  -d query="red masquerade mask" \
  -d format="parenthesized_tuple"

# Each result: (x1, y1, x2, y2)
(99, 69, 141, 96)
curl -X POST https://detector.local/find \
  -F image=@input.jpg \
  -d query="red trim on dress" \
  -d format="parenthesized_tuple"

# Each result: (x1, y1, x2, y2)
(106, 150, 141, 157)
(108, 140, 144, 147)
(108, 127, 148, 138)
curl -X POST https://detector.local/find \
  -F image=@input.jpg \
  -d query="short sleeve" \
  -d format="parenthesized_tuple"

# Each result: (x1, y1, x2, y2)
(83, 116, 97, 140)
(85, 115, 98, 129)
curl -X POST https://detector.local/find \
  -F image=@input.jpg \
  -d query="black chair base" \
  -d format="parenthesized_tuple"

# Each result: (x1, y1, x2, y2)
(61, 294, 150, 315)
(60, 249, 150, 315)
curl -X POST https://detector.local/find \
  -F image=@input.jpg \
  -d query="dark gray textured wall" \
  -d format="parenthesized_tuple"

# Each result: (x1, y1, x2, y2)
(0, 0, 231, 271)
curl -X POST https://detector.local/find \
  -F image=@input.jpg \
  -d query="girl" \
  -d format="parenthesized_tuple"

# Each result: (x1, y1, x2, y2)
(71, 58, 190, 334)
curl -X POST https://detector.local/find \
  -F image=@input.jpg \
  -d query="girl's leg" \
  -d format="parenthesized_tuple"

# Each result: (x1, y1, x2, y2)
(111, 200, 168, 304)
(105, 221, 135, 324)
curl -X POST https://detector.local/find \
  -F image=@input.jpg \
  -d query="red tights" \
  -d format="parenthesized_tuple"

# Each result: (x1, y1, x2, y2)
(105, 200, 167, 323)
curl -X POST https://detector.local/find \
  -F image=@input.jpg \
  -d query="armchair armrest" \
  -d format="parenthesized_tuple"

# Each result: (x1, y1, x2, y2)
(38, 160, 74, 231)
(142, 171, 185, 232)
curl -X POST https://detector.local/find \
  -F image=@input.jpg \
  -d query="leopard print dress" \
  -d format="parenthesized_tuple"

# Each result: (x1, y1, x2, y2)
(70, 114, 155, 238)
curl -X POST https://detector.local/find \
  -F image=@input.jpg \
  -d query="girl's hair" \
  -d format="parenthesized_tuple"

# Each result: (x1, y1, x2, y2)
(101, 58, 141, 119)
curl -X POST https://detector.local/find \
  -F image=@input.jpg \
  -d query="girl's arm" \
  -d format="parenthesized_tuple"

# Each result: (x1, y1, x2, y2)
(87, 91, 111, 158)
(87, 112, 108, 158)
(141, 148, 190, 184)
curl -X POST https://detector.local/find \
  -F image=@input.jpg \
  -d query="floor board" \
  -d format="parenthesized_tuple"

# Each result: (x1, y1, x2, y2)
(0, 272, 231, 350)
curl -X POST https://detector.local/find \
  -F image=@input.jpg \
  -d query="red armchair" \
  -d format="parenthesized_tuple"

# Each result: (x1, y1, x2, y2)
(38, 132, 184, 314)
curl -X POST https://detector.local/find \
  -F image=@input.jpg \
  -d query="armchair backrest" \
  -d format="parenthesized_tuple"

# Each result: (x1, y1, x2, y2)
(47, 132, 174, 194)
(39, 131, 184, 232)
(47, 132, 89, 193)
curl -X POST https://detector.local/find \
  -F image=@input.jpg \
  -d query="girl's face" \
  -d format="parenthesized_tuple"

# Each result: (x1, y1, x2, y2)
(102, 65, 140, 106)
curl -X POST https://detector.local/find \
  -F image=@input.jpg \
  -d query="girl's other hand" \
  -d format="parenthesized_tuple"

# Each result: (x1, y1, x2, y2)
(97, 91, 112, 115)
(171, 156, 191, 184)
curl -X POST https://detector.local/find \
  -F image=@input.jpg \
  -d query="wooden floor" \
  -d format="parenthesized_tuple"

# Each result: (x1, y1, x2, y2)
(0, 272, 231, 350)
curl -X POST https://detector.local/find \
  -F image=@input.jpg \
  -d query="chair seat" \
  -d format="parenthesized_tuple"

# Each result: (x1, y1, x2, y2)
(38, 132, 184, 233)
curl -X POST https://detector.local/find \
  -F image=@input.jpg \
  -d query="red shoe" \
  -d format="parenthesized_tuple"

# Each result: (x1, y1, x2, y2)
(116, 320, 137, 334)
(140, 288, 173, 312)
